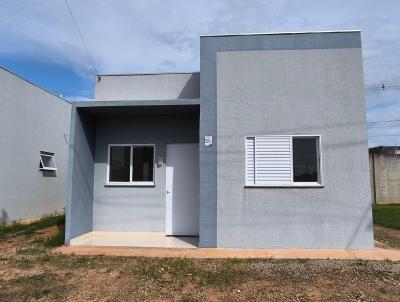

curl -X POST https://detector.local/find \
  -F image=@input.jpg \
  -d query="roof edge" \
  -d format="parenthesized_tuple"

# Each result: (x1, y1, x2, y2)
(97, 71, 200, 77)
(73, 98, 200, 108)
(200, 29, 361, 38)
(0, 65, 72, 104)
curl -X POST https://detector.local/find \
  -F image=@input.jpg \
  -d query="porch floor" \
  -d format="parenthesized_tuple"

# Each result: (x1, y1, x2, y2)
(69, 232, 198, 248)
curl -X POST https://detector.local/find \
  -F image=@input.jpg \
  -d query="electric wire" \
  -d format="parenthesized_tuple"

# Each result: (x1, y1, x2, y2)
(64, 0, 99, 75)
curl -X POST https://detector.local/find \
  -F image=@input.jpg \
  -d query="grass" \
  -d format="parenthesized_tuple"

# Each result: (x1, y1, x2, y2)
(5, 272, 68, 301)
(43, 228, 65, 247)
(0, 212, 65, 240)
(372, 204, 400, 230)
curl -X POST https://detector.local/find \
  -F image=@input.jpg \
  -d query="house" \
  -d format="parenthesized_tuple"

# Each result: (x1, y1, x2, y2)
(0, 66, 71, 224)
(369, 146, 400, 204)
(65, 30, 374, 249)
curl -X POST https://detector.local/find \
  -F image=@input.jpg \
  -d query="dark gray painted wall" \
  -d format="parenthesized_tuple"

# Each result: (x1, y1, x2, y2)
(203, 31, 373, 248)
(0, 67, 71, 223)
(65, 109, 96, 243)
(198, 40, 218, 247)
(95, 73, 200, 101)
(92, 114, 199, 232)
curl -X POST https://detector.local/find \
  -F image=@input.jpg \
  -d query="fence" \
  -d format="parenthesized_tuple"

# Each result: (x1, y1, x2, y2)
(369, 147, 400, 204)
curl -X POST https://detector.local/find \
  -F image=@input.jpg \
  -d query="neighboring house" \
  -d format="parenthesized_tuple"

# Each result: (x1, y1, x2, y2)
(65, 30, 374, 249)
(369, 146, 400, 204)
(0, 67, 71, 224)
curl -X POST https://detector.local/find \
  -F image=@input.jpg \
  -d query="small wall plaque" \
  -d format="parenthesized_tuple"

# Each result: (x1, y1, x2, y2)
(205, 136, 213, 147)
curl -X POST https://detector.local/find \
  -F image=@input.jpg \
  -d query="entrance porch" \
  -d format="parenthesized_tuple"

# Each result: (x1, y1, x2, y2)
(65, 100, 200, 247)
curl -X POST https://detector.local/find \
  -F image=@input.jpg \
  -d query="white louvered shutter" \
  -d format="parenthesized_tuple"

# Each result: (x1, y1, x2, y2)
(245, 137, 255, 185)
(254, 136, 292, 186)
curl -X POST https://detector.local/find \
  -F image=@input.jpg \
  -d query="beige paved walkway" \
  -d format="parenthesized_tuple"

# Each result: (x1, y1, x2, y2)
(56, 245, 400, 261)
(70, 231, 198, 248)
(61, 231, 400, 261)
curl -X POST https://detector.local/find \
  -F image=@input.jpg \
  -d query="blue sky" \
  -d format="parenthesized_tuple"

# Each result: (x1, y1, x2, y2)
(0, 0, 399, 146)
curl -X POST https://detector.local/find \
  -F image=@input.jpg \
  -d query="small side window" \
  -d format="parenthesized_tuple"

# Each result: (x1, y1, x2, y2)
(40, 151, 57, 171)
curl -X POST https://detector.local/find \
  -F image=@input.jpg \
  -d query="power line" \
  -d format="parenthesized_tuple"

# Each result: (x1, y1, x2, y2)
(368, 134, 400, 137)
(64, 0, 99, 75)
(366, 87, 400, 90)
(365, 85, 400, 91)
(368, 119, 400, 124)
(369, 124, 400, 127)
(369, 126, 400, 130)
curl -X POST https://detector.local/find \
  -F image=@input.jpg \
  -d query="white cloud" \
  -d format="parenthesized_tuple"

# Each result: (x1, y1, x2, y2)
(1, 0, 399, 82)
(66, 95, 93, 102)
(1, 0, 399, 145)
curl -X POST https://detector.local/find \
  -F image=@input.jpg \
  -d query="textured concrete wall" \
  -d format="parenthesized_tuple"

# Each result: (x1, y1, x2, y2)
(93, 114, 198, 232)
(0, 67, 71, 223)
(65, 109, 96, 243)
(370, 153, 400, 204)
(201, 31, 373, 248)
(95, 73, 199, 101)
(198, 40, 217, 247)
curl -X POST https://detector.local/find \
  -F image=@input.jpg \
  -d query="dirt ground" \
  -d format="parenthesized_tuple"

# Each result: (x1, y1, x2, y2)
(1, 226, 400, 301)
(374, 225, 400, 249)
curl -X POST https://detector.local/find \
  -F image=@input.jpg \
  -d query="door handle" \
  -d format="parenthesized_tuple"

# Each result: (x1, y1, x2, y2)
(166, 190, 171, 194)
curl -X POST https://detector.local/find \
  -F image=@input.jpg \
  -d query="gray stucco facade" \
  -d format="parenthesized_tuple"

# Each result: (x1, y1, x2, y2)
(66, 30, 373, 249)
(95, 72, 200, 101)
(212, 38, 372, 248)
(0, 67, 71, 223)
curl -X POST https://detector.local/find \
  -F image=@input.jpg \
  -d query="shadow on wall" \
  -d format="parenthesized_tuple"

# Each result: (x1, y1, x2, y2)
(42, 170, 57, 177)
(345, 204, 374, 249)
(177, 73, 200, 99)
(0, 209, 8, 225)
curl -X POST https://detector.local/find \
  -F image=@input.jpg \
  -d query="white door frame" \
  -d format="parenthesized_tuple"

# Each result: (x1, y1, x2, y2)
(165, 143, 199, 236)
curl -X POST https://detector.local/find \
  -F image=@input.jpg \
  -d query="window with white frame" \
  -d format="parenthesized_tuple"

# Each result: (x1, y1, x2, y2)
(245, 135, 321, 186)
(108, 145, 154, 185)
(39, 151, 57, 171)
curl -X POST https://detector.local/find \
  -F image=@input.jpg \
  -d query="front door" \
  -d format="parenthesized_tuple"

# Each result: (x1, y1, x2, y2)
(165, 143, 199, 236)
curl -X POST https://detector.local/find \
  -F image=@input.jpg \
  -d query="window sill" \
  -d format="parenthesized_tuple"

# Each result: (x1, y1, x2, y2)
(245, 183, 324, 188)
(39, 168, 57, 171)
(105, 182, 155, 187)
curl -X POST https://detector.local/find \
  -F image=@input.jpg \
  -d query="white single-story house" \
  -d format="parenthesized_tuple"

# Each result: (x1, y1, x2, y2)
(65, 30, 373, 249)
